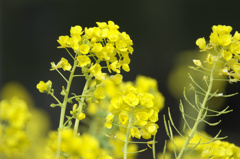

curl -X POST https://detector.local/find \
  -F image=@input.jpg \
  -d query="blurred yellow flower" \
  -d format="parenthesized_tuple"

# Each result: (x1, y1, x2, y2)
(36, 80, 52, 93)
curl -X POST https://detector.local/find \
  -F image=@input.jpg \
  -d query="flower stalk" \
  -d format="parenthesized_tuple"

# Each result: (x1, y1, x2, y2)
(73, 76, 92, 136)
(123, 112, 133, 159)
(56, 58, 78, 158)
(176, 55, 219, 159)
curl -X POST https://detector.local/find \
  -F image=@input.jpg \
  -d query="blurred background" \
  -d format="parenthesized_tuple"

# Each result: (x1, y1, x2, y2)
(1, 0, 240, 158)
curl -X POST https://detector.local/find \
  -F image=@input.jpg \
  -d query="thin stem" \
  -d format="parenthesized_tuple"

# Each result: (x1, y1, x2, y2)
(49, 92, 62, 105)
(56, 59, 78, 158)
(56, 69, 68, 82)
(152, 135, 156, 159)
(177, 57, 218, 159)
(73, 75, 85, 77)
(73, 76, 92, 136)
(123, 111, 133, 159)
(65, 48, 75, 60)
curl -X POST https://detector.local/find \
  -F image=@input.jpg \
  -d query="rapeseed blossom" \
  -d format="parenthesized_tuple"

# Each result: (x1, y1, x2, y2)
(36, 80, 52, 93)
(37, 21, 135, 159)
(201, 140, 240, 159)
(45, 129, 112, 159)
(57, 21, 133, 80)
(159, 131, 240, 159)
(0, 97, 31, 157)
(196, 25, 240, 82)
(105, 85, 161, 139)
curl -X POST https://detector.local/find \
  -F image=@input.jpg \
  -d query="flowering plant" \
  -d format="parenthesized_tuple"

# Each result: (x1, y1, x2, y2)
(1, 21, 240, 159)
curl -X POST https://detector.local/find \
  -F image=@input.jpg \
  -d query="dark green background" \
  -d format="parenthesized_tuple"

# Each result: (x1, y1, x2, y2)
(1, 0, 240, 158)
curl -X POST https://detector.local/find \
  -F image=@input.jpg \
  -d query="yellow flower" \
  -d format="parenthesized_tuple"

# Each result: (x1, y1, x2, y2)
(93, 86, 105, 100)
(109, 61, 120, 73)
(109, 97, 123, 111)
(96, 22, 108, 28)
(201, 140, 240, 159)
(92, 43, 103, 53)
(57, 57, 72, 71)
(218, 34, 231, 46)
(149, 109, 159, 122)
(95, 72, 106, 81)
(84, 27, 94, 38)
(57, 21, 134, 74)
(193, 59, 202, 67)
(144, 123, 158, 135)
(70, 25, 83, 37)
(196, 37, 206, 50)
(89, 64, 106, 81)
(100, 28, 109, 38)
(76, 55, 91, 67)
(105, 43, 115, 55)
(123, 92, 139, 107)
(212, 25, 232, 35)
(232, 63, 240, 73)
(233, 31, 240, 41)
(122, 63, 130, 72)
(118, 111, 129, 125)
(134, 111, 148, 126)
(36, 80, 52, 93)
(110, 74, 123, 85)
(79, 44, 90, 54)
(140, 129, 151, 139)
(67, 36, 81, 51)
(108, 29, 119, 42)
(206, 54, 214, 64)
(229, 42, 240, 54)
(106, 113, 114, 121)
(116, 40, 128, 52)
(105, 113, 114, 129)
(209, 32, 219, 45)
(77, 112, 86, 120)
(140, 93, 154, 108)
(95, 49, 110, 60)
(221, 50, 232, 61)
(128, 46, 134, 54)
(221, 67, 229, 75)
(89, 63, 101, 75)
(86, 102, 98, 115)
(130, 127, 141, 139)
(57, 35, 69, 48)
(108, 20, 119, 30)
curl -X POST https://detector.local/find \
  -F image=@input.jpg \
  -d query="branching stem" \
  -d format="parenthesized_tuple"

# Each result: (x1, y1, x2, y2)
(73, 76, 92, 136)
(177, 56, 218, 159)
(56, 59, 78, 158)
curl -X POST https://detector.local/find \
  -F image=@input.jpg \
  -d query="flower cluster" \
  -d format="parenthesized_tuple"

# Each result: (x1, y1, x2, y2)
(0, 97, 31, 157)
(46, 129, 112, 159)
(36, 21, 134, 158)
(196, 25, 240, 82)
(105, 85, 161, 139)
(57, 21, 133, 81)
(158, 131, 240, 159)
(201, 140, 240, 159)
(87, 75, 164, 116)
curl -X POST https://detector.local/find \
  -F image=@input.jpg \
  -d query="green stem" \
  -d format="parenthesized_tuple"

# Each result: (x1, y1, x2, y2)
(49, 92, 62, 105)
(152, 135, 156, 159)
(56, 69, 68, 82)
(176, 57, 218, 159)
(123, 112, 133, 159)
(56, 59, 78, 158)
(73, 76, 92, 136)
